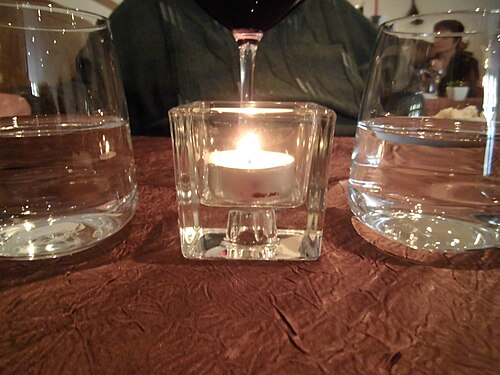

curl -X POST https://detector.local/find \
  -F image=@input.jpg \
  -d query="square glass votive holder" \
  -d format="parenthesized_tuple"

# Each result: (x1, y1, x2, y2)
(169, 101, 336, 260)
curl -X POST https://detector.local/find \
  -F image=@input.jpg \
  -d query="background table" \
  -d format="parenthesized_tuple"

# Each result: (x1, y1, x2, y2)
(1, 136, 499, 375)
(424, 96, 483, 116)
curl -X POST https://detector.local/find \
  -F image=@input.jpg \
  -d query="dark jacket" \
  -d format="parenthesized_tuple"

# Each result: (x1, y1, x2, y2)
(109, 0, 377, 136)
(438, 50, 480, 97)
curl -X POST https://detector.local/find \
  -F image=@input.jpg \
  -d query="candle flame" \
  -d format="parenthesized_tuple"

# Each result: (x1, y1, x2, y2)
(237, 133, 261, 153)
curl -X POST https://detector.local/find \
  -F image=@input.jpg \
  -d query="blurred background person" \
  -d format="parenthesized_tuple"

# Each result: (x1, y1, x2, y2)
(427, 19, 480, 97)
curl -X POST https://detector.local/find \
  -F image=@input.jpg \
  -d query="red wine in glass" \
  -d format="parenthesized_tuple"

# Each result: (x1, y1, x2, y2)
(195, 0, 303, 101)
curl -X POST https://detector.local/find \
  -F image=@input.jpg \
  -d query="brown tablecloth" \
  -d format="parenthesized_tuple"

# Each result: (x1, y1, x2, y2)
(1, 136, 499, 375)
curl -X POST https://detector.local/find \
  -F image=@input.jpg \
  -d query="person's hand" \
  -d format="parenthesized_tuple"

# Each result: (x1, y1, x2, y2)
(0, 93, 31, 117)
(429, 58, 445, 72)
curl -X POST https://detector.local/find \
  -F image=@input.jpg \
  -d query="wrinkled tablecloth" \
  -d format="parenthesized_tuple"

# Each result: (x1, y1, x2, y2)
(1, 136, 499, 375)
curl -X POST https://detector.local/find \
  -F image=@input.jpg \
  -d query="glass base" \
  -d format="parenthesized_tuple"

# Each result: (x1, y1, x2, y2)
(0, 212, 134, 260)
(180, 228, 322, 260)
(355, 211, 499, 252)
(0, 190, 137, 260)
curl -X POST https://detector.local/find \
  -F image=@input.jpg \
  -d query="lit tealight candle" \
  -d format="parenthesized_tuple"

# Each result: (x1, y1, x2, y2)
(208, 133, 295, 201)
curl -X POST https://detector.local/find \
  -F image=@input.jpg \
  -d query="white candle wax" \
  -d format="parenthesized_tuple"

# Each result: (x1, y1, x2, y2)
(208, 150, 295, 201)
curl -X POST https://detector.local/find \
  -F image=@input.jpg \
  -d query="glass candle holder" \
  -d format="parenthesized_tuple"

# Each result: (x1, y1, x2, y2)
(169, 101, 336, 260)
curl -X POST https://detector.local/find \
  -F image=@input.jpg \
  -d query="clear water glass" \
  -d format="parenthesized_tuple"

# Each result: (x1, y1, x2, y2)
(349, 11, 499, 252)
(0, 3, 137, 259)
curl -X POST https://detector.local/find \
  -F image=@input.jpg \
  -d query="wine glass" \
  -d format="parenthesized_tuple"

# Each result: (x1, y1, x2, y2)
(348, 11, 499, 253)
(194, 0, 303, 101)
(421, 58, 446, 97)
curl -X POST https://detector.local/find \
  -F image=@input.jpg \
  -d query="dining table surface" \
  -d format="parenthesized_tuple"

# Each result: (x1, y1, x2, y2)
(1, 135, 499, 375)
(423, 96, 483, 116)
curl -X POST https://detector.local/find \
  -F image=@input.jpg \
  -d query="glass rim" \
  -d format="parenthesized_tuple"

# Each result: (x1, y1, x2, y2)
(168, 100, 336, 117)
(381, 9, 500, 37)
(0, 1, 108, 32)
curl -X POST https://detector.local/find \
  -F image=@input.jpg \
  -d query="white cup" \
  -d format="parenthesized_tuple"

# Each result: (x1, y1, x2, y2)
(446, 86, 469, 101)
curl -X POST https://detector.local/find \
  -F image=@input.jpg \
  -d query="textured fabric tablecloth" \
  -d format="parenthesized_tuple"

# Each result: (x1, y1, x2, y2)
(1, 136, 499, 375)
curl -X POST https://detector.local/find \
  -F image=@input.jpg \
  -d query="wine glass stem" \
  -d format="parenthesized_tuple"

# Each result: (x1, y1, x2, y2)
(233, 30, 263, 101)
(237, 41, 258, 101)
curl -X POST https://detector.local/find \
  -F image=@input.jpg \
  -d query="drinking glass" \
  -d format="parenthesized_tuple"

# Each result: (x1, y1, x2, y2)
(194, 0, 303, 101)
(0, 3, 137, 259)
(349, 11, 499, 252)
